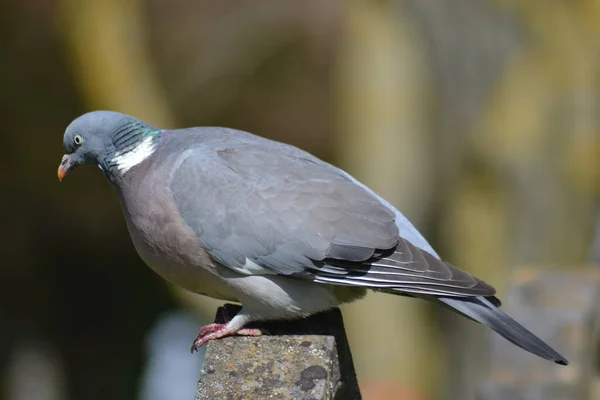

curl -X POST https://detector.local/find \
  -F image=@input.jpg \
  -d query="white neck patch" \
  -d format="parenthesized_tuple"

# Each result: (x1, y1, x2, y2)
(111, 135, 156, 174)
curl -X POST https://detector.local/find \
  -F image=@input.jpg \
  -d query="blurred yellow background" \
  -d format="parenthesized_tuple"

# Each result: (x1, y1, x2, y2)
(1, 1, 598, 399)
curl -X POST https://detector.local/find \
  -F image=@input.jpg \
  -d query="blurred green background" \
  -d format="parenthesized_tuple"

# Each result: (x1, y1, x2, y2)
(1, 1, 599, 399)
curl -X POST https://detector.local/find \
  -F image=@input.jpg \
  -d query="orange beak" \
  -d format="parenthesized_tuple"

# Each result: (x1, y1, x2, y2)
(57, 154, 71, 181)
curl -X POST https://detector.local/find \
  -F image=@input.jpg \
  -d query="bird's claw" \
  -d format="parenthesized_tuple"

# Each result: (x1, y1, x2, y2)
(190, 324, 262, 353)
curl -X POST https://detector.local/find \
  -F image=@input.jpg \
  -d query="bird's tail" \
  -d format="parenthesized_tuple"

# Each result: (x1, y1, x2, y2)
(438, 296, 568, 365)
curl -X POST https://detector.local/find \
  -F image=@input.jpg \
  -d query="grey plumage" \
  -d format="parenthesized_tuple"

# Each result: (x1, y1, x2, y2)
(58, 111, 568, 365)
(168, 133, 492, 296)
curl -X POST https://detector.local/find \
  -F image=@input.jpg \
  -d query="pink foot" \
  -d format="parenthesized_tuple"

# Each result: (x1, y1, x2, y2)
(190, 323, 261, 353)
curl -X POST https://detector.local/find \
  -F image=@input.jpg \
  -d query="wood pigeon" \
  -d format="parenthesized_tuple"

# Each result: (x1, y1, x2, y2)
(58, 111, 567, 365)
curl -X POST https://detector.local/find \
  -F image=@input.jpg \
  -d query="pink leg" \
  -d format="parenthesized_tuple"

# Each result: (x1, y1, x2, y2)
(190, 323, 261, 353)
(190, 307, 262, 353)
(194, 323, 223, 338)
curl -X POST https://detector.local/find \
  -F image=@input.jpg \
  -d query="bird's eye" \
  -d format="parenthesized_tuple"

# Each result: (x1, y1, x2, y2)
(73, 134, 84, 145)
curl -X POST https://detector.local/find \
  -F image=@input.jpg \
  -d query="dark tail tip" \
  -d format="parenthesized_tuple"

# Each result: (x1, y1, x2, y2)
(439, 296, 569, 366)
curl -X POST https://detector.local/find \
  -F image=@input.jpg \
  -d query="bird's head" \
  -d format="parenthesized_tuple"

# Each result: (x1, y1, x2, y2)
(58, 111, 159, 181)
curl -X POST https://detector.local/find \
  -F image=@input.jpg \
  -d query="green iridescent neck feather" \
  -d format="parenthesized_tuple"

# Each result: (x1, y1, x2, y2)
(103, 118, 161, 175)
(111, 118, 160, 152)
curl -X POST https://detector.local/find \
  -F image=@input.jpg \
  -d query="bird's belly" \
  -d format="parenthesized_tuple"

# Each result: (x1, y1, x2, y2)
(124, 207, 340, 318)
(219, 271, 340, 319)
(137, 243, 238, 302)
(123, 209, 239, 302)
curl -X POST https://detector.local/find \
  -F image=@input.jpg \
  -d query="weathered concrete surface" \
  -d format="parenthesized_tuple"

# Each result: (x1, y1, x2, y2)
(479, 267, 600, 400)
(196, 305, 361, 400)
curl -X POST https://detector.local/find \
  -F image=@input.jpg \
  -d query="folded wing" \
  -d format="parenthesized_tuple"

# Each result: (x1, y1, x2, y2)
(167, 133, 494, 298)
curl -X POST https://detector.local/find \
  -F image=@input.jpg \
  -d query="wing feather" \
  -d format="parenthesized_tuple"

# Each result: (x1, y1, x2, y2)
(166, 129, 495, 297)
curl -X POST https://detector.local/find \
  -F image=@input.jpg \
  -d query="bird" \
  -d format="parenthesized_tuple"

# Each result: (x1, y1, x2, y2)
(58, 110, 568, 365)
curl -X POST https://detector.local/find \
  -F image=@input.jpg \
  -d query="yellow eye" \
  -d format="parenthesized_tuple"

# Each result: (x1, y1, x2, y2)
(73, 134, 84, 145)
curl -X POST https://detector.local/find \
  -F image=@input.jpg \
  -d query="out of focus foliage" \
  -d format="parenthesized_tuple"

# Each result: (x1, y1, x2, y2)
(0, 1, 597, 400)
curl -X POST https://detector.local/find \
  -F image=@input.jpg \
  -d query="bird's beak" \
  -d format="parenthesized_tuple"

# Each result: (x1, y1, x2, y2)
(57, 154, 72, 181)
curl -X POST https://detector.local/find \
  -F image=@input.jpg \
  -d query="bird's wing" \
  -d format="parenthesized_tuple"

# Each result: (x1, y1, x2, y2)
(167, 139, 495, 298)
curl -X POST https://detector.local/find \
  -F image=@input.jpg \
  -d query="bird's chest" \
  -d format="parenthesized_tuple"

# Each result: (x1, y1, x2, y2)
(118, 184, 236, 301)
